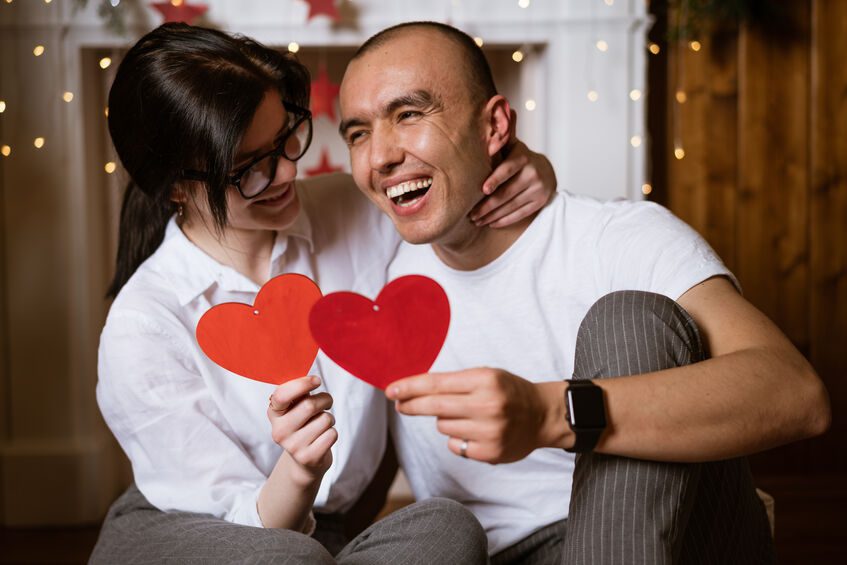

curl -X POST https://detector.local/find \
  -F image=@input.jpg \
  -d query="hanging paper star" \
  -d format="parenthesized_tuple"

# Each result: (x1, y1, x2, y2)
(310, 67, 341, 121)
(304, 0, 340, 22)
(306, 148, 344, 177)
(150, 1, 208, 24)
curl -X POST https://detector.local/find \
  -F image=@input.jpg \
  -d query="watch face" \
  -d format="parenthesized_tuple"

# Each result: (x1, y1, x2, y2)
(567, 386, 607, 429)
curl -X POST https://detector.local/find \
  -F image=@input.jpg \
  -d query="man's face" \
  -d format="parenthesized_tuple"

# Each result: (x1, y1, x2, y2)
(339, 30, 497, 245)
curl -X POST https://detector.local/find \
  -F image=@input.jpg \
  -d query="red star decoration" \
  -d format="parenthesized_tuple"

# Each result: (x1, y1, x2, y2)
(304, 0, 340, 22)
(150, 1, 208, 24)
(305, 148, 344, 177)
(310, 67, 341, 121)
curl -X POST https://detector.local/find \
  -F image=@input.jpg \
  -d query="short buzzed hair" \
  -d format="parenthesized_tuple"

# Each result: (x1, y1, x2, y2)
(353, 21, 498, 107)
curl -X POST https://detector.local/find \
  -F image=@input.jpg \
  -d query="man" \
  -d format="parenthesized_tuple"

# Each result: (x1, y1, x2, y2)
(338, 21, 831, 564)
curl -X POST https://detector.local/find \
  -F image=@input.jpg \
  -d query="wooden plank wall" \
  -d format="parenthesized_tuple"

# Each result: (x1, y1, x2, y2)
(652, 0, 846, 474)
(807, 0, 847, 473)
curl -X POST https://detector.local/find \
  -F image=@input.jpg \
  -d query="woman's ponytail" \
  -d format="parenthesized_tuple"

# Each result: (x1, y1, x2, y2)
(106, 181, 175, 298)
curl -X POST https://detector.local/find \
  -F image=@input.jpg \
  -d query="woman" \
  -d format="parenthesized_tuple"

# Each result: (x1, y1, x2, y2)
(90, 23, 554, 563)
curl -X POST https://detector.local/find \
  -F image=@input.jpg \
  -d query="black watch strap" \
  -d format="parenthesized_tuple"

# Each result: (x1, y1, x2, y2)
(564, 379, 606, 453)
(567, 424, 604, 453)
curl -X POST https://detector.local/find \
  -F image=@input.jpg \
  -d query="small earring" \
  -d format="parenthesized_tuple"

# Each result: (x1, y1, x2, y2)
(177, 204, 184, 217)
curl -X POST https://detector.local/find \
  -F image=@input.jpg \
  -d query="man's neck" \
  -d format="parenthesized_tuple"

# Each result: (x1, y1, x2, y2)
(431, 211, 538, 271)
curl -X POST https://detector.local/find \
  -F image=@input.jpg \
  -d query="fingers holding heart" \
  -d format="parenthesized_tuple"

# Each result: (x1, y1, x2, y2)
(270, 392, 334, 443)
(268, 377, 335, 449)
(392, 367, 548, 464)
(394, 394, 474, 419)
(283, 411, 338, 468)
(268, 375, 324, 413)
(269, 381, 337, 475)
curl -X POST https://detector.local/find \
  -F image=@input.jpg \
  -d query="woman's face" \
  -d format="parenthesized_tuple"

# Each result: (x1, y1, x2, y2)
(226, 90, 302, 232)
(186, 89, 302, 235)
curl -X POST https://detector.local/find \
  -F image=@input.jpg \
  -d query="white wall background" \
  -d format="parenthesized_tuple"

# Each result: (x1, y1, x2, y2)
(0, 0, 648, 525)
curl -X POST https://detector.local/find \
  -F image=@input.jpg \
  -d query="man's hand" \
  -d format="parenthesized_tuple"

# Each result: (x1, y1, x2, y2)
(472, 138, 557, 228)
(268, 376, 337, 485)
(386, 368, 565, 464)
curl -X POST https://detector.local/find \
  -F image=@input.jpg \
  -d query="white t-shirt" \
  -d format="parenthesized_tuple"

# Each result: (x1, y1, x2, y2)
(388, 191, 735, 554)
(97, 173, 400, 527)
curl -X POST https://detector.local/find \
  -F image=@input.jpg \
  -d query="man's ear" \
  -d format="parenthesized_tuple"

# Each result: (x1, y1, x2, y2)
(483, 95, 513, 158)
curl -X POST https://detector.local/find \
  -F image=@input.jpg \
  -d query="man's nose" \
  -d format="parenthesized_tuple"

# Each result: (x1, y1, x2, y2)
(369, 125, 403, 173)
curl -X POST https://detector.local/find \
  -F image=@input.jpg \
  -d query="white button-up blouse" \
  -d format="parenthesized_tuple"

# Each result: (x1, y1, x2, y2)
(97, 174, 400, 527)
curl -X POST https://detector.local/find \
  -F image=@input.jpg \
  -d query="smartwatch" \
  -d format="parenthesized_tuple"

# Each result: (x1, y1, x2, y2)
(564, 379, 607, 453)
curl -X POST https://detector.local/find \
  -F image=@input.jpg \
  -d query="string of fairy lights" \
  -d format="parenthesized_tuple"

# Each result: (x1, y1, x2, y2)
(0, 0, 700, 197)
(0, 0, 131, 172)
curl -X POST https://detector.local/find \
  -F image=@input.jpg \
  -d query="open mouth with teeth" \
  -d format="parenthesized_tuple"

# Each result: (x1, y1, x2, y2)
(386, 177, 433, 208)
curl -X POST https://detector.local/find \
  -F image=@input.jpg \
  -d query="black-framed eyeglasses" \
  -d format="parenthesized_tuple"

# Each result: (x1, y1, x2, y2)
(181, 101, 313, 199)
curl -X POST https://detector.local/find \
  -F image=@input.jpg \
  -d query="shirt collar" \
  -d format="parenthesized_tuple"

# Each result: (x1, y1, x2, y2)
(156, 206, 314, 307)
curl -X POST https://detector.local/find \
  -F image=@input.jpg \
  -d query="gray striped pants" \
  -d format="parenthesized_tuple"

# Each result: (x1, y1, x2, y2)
(89, 487, 487, 564)
(493, 291, 776, 565)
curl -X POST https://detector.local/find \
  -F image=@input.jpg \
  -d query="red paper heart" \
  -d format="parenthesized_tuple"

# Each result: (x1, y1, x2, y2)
(309, 275, 450, 390)
(196, 274, 322, 385)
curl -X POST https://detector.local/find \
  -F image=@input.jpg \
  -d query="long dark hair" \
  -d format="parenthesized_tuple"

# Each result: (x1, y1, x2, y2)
(106, 23, 310, 298)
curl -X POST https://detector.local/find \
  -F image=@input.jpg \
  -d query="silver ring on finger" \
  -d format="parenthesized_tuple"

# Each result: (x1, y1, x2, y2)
(459, 438, 469, 458)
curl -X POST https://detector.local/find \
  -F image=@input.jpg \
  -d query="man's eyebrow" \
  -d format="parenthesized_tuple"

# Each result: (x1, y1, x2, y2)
(384, 89, 442, 115)
(339, 90, 443, 137)
(338, 117, 365, 138)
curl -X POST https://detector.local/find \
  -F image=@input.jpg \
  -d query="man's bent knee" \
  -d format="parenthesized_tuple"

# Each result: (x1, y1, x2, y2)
(574, 290, 705, 380)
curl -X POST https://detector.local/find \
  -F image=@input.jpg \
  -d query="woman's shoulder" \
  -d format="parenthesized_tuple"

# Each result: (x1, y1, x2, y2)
(296, 172, 399, 247)
(294, 172, 400, 291)
(105, 239, 194, 336)
(296, 172, 376, 217)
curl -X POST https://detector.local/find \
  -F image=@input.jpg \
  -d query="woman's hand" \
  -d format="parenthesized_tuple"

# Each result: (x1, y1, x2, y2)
(268, 375, 337, 485)
(472, 137, 557, 228)
(258, 376, 336, 530)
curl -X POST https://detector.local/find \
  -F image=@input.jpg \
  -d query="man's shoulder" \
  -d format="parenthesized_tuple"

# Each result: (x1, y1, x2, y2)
(555, 191, 683, 240)
(559, 190, 668, 220)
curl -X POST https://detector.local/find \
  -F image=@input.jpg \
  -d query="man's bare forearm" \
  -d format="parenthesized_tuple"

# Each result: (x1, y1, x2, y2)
(538, 279, 831, 462)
